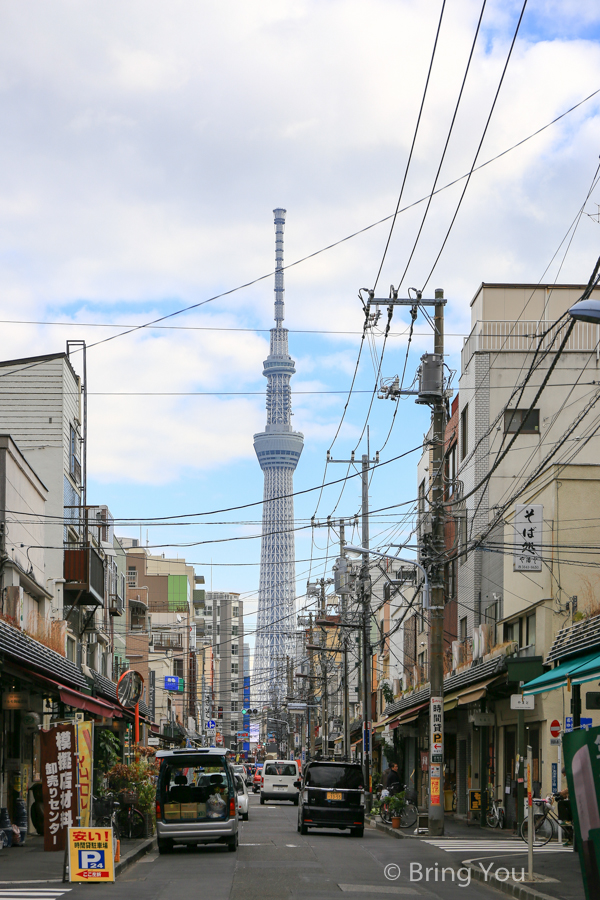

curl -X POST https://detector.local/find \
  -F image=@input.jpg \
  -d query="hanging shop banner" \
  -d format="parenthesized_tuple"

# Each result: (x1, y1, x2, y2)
(40, 724, 77, 851)
(513, 504, 543, 571)
(76, 721, 94, 828)
(430, 696, 443, 765)
(67, 827, 115, 882)
(563, 726, 600, 900)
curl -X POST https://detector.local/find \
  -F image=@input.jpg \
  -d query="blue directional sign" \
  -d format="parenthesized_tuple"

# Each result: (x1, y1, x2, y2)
(164, 675, 183, 692)
(206, 719, 216, 730)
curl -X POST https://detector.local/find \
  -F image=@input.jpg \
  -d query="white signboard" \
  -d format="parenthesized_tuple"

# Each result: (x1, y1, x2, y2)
(430, 696, 443, 764)
(514, 504, 543, 571)
(510, 694, 535, 710)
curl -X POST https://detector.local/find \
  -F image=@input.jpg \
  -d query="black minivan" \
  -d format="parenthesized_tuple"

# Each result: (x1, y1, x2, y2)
(297, 761, 365, 837)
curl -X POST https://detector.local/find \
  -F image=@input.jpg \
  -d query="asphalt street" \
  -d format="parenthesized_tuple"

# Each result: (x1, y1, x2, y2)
(14, 795, 513, 900)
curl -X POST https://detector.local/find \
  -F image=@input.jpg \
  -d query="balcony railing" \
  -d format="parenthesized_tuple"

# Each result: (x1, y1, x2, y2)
(462, 318, 600, 369)
(127, 571, 138, 587)
(153, 632, 183, 651)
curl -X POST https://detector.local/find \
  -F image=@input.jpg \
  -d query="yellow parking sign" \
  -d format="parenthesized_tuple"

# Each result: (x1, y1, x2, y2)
(67, 827, 115, 882)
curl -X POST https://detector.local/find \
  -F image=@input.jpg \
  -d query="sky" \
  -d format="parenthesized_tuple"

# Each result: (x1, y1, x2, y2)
(2, 0, 600, 660)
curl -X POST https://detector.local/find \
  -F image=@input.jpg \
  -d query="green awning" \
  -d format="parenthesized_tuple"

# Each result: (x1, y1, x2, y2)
(522, 651, 600, 695)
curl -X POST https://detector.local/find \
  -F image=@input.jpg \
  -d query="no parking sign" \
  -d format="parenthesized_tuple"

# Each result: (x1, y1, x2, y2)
(67, 827, 115, 882)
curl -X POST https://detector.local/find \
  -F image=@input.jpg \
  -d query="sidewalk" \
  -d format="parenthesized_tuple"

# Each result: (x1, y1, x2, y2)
(0, 834, 155, 882)
(370, 814, 585, 900)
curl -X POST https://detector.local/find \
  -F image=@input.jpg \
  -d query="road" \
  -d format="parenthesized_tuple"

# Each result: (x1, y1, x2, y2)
(27, 794, 507, 900)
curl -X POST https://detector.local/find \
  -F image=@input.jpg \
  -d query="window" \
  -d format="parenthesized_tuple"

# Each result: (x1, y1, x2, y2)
(447, 442, 457, 497)
(445, 558, 457, 602)
(205, 606, 213, 617)
(231, 644, 238, 656)
(216, 623, 220, 636)
(230, 720, 238, 732)
(504, 409, 539, 434)
(231, 701, 238, 712)
(231, 625, 239, 636)
(526, 612, 536, 650)
(231, 682, 238, 693)
(460, 616, 468, 642)
(231, 663, 238, 674)
(173, 659, 184, 679)
(460, 405, 468, 460)
(233, 606, 239, 618)
(66, 637, 76, 662)
(217, 607, 220, 618)
(69, 424, 81, 482)
(504, 621, 516, 643)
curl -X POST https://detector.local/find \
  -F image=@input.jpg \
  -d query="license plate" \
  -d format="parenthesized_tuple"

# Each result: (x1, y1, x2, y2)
(274, 785, 286, 790)
(327, 792, 343, 801)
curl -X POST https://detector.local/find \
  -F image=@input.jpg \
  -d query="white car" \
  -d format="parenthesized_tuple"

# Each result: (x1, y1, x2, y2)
(235, 774, 249, 821)
(260, 760, 300, 805)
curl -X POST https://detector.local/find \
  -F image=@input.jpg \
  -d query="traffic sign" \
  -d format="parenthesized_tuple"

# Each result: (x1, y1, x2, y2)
(565, 716, 574, 732)
(550, 719, 561, 738)
(206, 719, 216, 730)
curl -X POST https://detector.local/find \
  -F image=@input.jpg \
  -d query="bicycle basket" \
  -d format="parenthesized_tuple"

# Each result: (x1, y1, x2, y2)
(92, 797, 113, 817)
(404, 789, 418, 804)
(119, 790, 138, 805)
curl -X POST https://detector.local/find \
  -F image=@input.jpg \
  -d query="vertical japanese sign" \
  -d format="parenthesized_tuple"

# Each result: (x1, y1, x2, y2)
(76, 722, 93, 828)
(563, 726, 600, 900)
(430, 696, 443, 805)
(40, 724, 77, 851)
(149, 670, 156, 723)
(514, 504, 543, 571)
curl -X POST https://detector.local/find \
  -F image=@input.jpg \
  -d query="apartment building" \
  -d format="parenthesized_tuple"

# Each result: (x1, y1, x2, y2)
(382, 282, 600, 823)
(122, 546, 205, 744)
(204, 592, 244, 750)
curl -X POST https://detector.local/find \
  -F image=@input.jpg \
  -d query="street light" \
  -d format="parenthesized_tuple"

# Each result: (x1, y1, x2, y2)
(345, 545, 431, 609)
(568, 298, 600, 323)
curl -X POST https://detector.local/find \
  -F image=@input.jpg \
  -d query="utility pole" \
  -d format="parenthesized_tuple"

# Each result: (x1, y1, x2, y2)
(319, 581, 328, 759)
(339, 522, 351, 761)
(309, 611, 315, 758)
(427, 288, 446, 836)
(327, 454, 378, 807)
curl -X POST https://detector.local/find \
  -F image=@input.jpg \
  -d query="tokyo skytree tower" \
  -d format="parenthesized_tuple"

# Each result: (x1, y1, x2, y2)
(253, 209, 304, 704)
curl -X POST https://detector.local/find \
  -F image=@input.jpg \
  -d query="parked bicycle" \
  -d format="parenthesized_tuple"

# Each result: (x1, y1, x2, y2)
(486, 788, 505, 829)
(520, 794, 573, 846)
(92, 793, 120, 839)
(117, 786, 145, 840)
(380, 785, 418, 829)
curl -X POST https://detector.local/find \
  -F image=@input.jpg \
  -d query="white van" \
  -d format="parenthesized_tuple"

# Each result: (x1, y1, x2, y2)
(260, 759, 300, 805)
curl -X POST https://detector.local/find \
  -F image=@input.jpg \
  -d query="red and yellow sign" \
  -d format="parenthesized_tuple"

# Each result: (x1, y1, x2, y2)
(68, 827, 115, 883)
(430, 777, 441, 805)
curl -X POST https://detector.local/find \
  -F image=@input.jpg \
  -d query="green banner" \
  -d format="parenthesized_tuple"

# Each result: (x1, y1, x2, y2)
(563, 726, 600, 899)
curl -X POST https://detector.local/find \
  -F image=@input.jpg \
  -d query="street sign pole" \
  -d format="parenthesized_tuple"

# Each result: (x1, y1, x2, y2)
(527, 745, 533, 882)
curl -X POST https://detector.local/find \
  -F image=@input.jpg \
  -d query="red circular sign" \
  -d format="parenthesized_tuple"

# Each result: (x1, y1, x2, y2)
(550, 720, 561, 738)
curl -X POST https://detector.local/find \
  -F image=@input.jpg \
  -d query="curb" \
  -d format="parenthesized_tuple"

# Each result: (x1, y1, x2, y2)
(115, 837, 156, 878)
(370, 819, 571, 900)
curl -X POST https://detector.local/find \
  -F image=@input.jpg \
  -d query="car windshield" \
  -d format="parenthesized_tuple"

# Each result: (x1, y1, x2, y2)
(158, 755, 233, 821)
(235, 775, 245, 792)
(305, 765, 363, 789)
(264, 763, 297, 777)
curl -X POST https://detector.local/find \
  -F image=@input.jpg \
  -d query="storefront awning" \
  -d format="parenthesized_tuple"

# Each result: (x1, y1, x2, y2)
(59, 686, 123, 718)
(522, 650, 600, 695)
(390, 702, 429, 728)
(443, 676, 499, 709)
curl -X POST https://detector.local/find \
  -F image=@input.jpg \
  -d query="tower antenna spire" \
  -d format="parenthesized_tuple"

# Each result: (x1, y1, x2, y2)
(273, 207, 286, 325)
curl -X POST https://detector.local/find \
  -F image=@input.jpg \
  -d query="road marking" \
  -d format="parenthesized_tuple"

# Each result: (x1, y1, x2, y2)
(339, 886, 419, 895)
(0, 891, 72, 900)
(423, 839, 573, 853)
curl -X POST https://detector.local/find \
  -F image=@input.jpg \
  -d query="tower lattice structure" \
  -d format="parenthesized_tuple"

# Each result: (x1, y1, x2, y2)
(253, 209, 304, 704)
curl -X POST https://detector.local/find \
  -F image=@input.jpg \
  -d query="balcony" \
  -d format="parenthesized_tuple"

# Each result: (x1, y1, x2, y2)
(153, 632, 184, 651)
(127, 571, 138, 587)
(64, 546, 105, 606)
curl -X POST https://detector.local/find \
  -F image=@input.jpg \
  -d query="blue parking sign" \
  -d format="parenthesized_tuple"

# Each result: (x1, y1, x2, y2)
(78, 850, 106, 870)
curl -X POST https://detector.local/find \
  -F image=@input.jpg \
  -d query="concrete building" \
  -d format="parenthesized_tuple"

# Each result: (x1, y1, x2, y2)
(205, 591, 244, 750)
(383, 282, 600, 823)
(122, 548, 204, 744)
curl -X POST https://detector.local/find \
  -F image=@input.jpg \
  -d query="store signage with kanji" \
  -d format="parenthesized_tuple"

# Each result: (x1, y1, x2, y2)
(40, 724, 77, 851)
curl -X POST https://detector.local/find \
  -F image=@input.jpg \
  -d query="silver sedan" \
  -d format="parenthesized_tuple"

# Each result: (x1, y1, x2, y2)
(235, 774, 249, 821)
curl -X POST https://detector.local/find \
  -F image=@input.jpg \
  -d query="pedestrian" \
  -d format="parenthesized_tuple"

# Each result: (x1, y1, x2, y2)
(386, 763, 401, 794)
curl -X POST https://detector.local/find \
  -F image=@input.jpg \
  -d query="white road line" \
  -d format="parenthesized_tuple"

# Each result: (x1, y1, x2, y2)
(423, 839, 572, 853)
